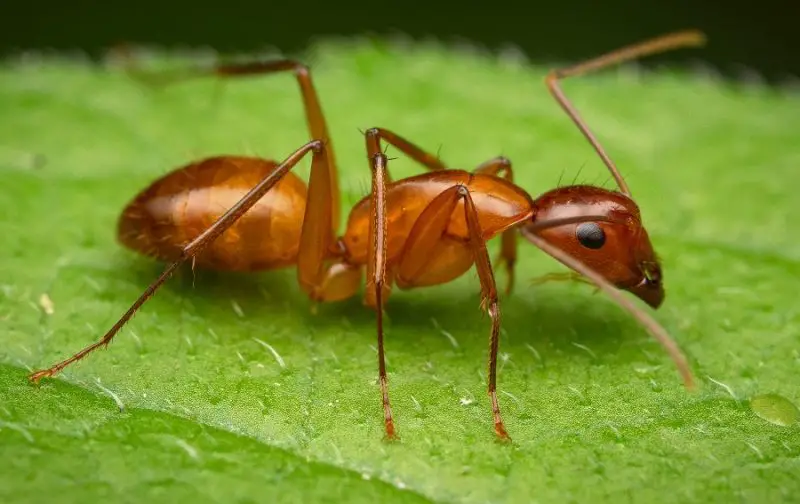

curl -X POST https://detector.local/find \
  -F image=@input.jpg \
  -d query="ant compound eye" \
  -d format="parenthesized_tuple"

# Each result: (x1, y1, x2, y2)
(576, 222, 606, 249)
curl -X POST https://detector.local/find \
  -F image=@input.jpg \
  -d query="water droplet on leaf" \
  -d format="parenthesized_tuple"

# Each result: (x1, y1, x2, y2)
(750, 394, 799, 427)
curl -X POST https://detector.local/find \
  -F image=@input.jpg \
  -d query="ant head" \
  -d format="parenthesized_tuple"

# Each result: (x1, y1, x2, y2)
(522, 185, 664, 308)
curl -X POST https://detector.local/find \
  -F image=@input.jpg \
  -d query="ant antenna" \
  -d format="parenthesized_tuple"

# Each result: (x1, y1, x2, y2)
(546, 30, 707, 196)
(521, 224, 694, 389)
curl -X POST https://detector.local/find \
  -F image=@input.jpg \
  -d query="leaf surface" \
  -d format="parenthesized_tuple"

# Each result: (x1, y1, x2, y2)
(1, 40, 799, 503)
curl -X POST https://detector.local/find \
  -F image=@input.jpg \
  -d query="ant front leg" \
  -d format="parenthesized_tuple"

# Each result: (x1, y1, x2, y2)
(395, 185, 510, 440)
(529, 271, 596, 288)
(521, 225, 695, 389)
(474, 157, 517, 295)
(529, 271, 601, 297)
(461, 187, 511, 440)
(29, 141, 327, 383)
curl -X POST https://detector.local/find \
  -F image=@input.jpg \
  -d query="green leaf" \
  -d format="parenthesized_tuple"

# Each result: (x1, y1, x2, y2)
(2, 39, 799, 503)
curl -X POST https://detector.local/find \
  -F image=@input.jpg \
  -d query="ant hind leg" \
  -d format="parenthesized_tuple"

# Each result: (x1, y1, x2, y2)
(29, 141, 327, 383)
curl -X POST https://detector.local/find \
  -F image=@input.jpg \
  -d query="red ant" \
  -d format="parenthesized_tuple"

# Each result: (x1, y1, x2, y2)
(29, 30, 706, 441)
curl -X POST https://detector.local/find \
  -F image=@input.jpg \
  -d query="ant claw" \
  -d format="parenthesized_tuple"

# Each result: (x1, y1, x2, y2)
(494, 423, 512, 442)
(383, 420, 399, 442)
(28, 369, 53, 384)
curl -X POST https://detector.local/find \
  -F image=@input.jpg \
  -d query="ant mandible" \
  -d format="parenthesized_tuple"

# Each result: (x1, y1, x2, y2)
(29, 30, 706, 441)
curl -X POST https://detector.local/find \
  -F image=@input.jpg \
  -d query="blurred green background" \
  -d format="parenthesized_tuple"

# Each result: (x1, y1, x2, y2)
(3, 0, 798, 82)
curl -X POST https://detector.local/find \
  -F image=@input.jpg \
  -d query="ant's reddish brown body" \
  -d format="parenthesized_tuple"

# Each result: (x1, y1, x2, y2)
(30, 31, 706, 441)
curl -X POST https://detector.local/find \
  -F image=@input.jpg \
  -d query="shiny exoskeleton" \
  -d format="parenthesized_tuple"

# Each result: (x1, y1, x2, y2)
(30, 30, 706, 441)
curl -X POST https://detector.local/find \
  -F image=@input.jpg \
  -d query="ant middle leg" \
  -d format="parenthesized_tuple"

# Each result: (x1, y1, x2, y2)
(364, 133, 396, 438)
(365, 127, 448, 183)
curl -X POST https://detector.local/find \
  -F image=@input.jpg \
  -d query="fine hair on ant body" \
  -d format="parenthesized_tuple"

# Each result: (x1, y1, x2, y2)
(30, 30, 707, 441)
